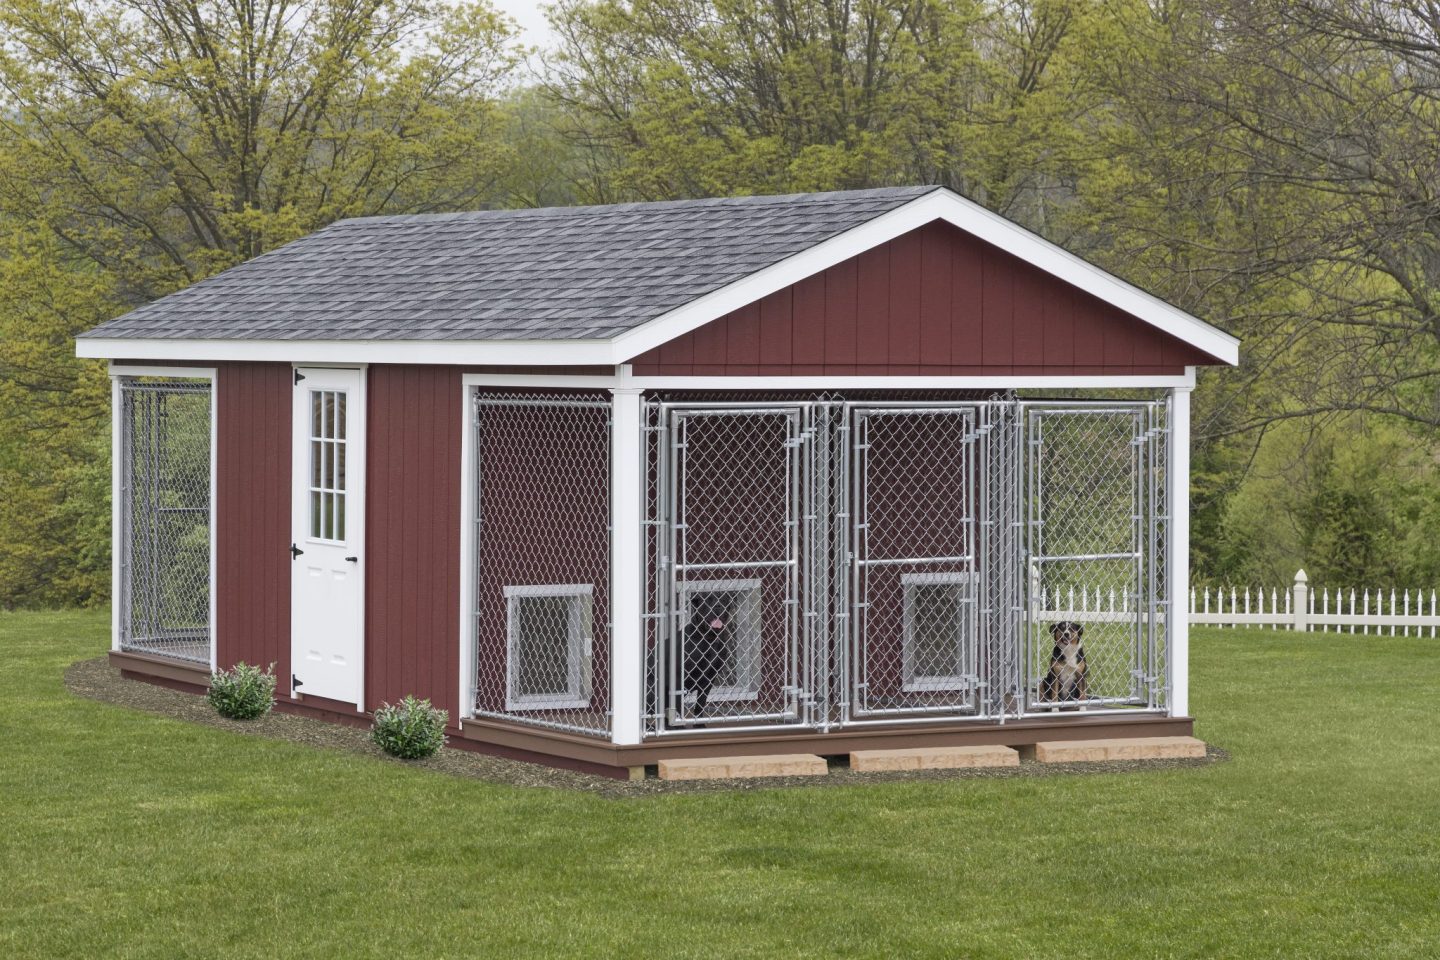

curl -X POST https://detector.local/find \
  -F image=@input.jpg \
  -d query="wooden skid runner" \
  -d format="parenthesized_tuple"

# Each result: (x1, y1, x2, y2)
(1033, 736, 1207, 763)
(657, 754, 828, 781)
(850, 745, 1019, 772)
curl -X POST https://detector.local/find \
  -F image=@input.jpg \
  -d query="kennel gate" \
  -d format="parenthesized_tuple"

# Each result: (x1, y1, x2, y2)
(1022, 404, 1169, 714)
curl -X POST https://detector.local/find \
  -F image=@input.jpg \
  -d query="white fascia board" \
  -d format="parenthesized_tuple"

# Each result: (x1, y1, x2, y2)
(610, 189, 1239, 367)
(109, 362, 218, 379)
(462, 371, 1195, 390)
(625, 371, 1196, 390)
(79, 336, 614, 366)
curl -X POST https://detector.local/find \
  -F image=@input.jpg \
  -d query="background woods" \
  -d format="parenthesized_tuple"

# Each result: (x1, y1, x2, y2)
(3, 0, 1440, 607)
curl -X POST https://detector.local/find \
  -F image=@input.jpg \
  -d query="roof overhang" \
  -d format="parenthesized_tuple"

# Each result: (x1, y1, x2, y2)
(76, 188, 1238, 367)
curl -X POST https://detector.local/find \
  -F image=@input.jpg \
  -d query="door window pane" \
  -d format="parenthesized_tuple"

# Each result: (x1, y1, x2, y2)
(308, 389, 348, 542)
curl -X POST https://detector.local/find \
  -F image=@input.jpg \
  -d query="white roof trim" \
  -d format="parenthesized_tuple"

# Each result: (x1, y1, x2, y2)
(608, 188, 1238, 366)
(78, 336, 614, 365)
(76, 188, 1237, 367)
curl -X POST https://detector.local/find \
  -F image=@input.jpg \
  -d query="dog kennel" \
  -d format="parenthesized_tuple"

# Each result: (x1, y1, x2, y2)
(80, 186, 1236, 776)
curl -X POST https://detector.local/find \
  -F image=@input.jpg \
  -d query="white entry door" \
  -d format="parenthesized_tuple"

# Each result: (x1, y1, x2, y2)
(290, 367, 365, 705)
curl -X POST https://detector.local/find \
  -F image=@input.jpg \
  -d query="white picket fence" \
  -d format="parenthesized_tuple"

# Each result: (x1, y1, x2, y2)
(1189, 569, 1440, 636)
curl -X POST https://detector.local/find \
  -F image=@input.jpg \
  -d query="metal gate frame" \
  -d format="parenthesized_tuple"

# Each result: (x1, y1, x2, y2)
(641, 395, 1169, 737)
(1019, 401, 1170, 717)
(844, 401, 988, 724)
(650, 400, 822, 732)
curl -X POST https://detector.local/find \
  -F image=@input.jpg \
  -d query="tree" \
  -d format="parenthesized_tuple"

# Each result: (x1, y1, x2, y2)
(0, 0, 525, 607)
(0, 0, 524, 299)
(545, 0, 1105, 225)
(1078, 0, 1440, 436)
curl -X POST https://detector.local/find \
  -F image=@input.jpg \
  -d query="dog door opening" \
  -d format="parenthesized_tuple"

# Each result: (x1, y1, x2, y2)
(504, 584, 593, 709)
(902, 573, 973, 692)
(679, 580, 762, 704)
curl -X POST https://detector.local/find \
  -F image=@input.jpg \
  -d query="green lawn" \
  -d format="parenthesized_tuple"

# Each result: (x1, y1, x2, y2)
(1, 612, 1436, 959)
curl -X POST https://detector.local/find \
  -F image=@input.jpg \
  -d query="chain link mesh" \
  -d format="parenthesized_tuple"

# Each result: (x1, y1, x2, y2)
(118, 377, 212, 664)
(472, 392, 611, 737)
(1024, 406, 1167, 712)
(662, 405, 805, 727)
(851, 405, 981, 718)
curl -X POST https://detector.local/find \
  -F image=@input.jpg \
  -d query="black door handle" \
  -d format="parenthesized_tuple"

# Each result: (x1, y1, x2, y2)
(290, 543, 304, 559)
(345, 556, 358, 563)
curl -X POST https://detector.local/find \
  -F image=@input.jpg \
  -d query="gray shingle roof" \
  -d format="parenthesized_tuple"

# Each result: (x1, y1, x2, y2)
(80, 186, 940, 342)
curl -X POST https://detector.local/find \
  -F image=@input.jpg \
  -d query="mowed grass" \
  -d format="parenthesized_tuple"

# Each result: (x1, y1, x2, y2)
(1, 612, 1437, 959)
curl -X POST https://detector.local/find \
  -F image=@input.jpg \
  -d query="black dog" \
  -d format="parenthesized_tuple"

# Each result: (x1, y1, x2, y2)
(683, 594, 731, 717)
(1040, 621, 1087, 703)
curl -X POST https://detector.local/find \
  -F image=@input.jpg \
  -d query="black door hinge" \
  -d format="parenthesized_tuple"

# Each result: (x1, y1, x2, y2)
(290, 542, 304, 559)
(293, 674, 304, 690)
(294, 369, 306, 385)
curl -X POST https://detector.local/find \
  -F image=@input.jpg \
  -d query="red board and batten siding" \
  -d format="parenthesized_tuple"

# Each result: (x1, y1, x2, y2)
(214, 362, 292, 681)
(363, 365, 463, 720)
(628, 220, 1215, 376)
(211, 361, 464, 720)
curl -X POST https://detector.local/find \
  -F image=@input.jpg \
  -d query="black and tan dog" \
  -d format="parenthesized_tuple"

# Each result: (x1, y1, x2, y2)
(1040, 621, 1087, 703)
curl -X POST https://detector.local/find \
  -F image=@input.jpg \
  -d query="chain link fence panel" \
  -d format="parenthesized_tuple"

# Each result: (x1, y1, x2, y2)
(118, 377, 212, 664)
(472, 392, 611, 737)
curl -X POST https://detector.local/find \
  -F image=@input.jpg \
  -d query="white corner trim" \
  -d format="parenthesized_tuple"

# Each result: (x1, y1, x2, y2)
(609, 387, 645, 745)
(1168, 382, 1193, 718)
(110, 376, 123, 655)
(610, 189, 1239, 366)
(458, 382, 477, 719)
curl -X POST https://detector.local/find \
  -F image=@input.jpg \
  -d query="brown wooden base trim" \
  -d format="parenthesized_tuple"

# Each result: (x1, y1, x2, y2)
(453, 713, 1194, 772)
(120, 669, 209, 696)
(289, 691, 363, 716)
(446, 735, 631, 780)
(624, 715, 1194, 764)
(454, 717, 630, 774)
(110, 650, 210, 687)
(273, 698, 372, 730)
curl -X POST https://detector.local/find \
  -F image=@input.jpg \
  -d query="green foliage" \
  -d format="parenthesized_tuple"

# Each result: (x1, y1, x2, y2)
(1199, 416, 1440, 589)
(0, 224, 117, 608)
(370, 695, 448, 759)
(206, 662, 278, 720)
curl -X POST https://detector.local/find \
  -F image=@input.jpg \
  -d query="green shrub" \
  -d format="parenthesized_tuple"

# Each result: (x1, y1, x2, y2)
(371, 695, 448, 759)
(206, 662, 277, 720)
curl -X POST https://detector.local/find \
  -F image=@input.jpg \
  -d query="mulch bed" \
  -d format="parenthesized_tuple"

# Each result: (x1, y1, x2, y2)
(65, 656, 1226, 798)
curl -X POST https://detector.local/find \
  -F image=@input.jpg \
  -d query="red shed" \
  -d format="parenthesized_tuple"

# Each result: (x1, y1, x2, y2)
(79, 186, 1238, 777)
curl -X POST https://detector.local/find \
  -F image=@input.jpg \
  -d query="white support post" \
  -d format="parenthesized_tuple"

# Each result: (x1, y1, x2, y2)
(610, 387, 645, 745)
(1168, 381, 1192, 717)
(1292, 570, 1309, 632)
(110, 374, 123, 654)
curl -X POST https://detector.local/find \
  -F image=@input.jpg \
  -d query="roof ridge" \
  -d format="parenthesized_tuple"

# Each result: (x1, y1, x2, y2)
(329, 185, 943, 228)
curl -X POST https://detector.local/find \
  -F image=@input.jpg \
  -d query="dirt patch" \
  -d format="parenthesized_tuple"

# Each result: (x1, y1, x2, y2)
(65, 656, 1226, 798)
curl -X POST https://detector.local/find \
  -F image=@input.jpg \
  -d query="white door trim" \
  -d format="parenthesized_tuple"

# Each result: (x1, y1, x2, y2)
(289, 366, 367, 708)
